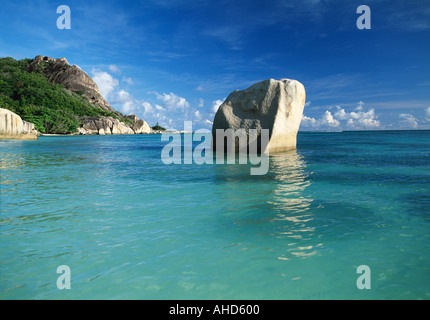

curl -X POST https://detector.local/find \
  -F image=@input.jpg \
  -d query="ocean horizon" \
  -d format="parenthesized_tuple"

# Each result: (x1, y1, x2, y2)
(1, 130, 429, 299)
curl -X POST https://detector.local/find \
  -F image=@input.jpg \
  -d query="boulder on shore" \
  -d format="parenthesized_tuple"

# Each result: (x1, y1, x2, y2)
(0, 108, 38, 140)
(78, 115, 152, 135)
(212, 78, 306, 153)
(133, 119, 152, 134)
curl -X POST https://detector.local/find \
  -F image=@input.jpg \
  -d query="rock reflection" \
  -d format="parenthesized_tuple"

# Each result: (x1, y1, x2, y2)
(268, 151, 319, 260)
(0, 153, 25, 192)
(0, 153, 25, 170)
(268, 151, 311, 212)
(214, 149, 320, 261)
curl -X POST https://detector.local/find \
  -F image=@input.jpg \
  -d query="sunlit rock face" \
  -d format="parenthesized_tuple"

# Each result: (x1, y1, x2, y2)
(212, 78, 306, 153)
(0, 108, 38, 140)
(27, 55, 117, 113)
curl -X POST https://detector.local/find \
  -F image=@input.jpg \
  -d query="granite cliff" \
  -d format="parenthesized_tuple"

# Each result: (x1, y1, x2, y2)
(27, 55, 118, 114)
(0, 56, 152, 137)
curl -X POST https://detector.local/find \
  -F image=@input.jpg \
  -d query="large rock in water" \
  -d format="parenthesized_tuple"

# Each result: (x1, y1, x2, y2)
(0, 108, 38, 140)
(212, 79, 306, 153)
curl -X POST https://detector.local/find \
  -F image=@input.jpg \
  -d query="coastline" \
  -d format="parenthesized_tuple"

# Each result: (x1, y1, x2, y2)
(38, 130, 193, 136)
(0, 130, 193, 139)
(0, 133, 38, 140)
(24, 129, 430, 138)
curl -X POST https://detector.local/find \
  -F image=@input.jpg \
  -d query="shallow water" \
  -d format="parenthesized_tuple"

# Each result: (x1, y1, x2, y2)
(1, 131, 429, 299)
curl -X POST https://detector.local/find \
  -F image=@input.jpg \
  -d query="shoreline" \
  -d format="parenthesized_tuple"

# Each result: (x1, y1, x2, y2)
(0, 133, 38, 140)
(39, 130, 193, 137)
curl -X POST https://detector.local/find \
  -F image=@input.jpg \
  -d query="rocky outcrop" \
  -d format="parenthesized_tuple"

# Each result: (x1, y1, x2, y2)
(79, 116, 132, 135)
(212, 79, 306, 153)
(133, 119, 152, 134)
(25, 55, 153, 135)
(0, 108, 38, 140)
(27, 55, 118, 114)
(23, 121, 37, 135)
(124, 114, 151, 133)
(78, 115, 152, 135)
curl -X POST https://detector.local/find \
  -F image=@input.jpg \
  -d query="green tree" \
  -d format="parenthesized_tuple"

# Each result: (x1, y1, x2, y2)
(151, 122, 166, 131)
(0, 57, 125, 134)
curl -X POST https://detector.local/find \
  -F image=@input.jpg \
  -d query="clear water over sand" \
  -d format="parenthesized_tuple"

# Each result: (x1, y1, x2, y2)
(1, 131, 429, 299)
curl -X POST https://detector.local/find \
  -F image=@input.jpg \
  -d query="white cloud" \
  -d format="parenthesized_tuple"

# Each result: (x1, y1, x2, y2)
(212, 99, 224, 113)
(153, 92, 190, 112)
(355, 101, 364, 111)
(92, 70, 119, 99)
(194, 110, 202, 119)
(112, 89, 139, 115)
(300, 111, 340, 129)
(425, 106, 430, 121)
(155, 104, 165, 111)
(122, 76, 134, 85)
(120, 101, 134, 114)
(198, 98, 204, 108)
(333, 107, 348, 120)
(90, 67, 158, 125)
(142, 91, 212, 129)
(399, 113, 418, 128)
(301, 115, 317, 127)
(108, 64, 121, 74)
(321, 110, 341, 127)
(301, 103, 380, 130)
(116, 89, 131, 102)
(333, 105, 380, 128)
(142, 101, 153, 115)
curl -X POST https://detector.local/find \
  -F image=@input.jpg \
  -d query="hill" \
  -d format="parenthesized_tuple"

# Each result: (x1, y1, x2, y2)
(0, 56, 150, 134)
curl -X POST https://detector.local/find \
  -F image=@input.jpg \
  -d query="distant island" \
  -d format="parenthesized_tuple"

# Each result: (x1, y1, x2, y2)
(0, 55, 163, 139)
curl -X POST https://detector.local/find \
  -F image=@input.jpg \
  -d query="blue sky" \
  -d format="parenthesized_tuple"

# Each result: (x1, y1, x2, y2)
(1, 0, 429, 130)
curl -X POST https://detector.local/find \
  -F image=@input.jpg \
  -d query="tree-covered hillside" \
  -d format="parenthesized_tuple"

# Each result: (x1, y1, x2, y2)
(0, 57, 123, 134)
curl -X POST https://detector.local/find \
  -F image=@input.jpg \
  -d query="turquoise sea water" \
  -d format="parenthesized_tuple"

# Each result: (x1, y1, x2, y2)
(1, 131, 429, 300)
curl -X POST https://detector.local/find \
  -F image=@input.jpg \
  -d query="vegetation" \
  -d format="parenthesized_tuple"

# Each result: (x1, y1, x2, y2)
(151, 122, 166, 131)
(121, 117, 134, 126)
(0, 57, 124, 134)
